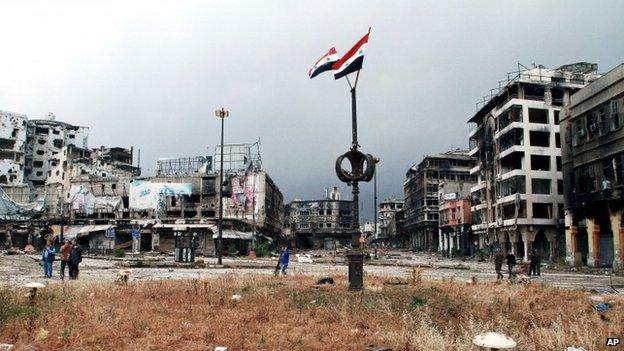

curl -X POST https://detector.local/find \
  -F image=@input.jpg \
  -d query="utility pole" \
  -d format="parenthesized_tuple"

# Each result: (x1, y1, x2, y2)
(373, 170, 377, 240)
(215, 107, 229, 265)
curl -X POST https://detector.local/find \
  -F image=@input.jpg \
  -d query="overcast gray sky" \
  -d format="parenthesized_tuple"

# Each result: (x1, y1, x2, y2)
(0, 1, 622, 220)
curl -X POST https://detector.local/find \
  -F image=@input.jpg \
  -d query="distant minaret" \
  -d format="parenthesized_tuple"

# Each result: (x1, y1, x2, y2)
(329, 186, 341, 200)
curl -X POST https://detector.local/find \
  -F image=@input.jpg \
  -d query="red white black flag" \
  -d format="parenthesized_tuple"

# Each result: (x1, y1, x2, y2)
(332, 30, 370, 79)
(308, 47, 340, 79)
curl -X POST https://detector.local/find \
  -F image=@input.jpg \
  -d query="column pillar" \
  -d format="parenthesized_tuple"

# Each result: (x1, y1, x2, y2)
(152, 232, 160, 252)
(523, 239, 529, 262)
(586, 217, 600, 267)
(609, 209, 623, 271)
(564, 209, 581, 266)
(449, 234, 454, 257)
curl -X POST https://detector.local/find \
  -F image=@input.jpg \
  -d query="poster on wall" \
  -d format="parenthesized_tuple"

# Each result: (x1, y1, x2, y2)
(129, 180, 193, 210)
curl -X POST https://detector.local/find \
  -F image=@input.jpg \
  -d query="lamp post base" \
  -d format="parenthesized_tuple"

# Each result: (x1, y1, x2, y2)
(347, 252, 364, 291)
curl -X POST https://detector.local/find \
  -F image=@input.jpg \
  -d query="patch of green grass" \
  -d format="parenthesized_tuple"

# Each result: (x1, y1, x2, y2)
(410, 295, 426, 307)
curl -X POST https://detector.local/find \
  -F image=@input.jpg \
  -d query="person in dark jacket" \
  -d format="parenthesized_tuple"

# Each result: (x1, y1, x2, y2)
(529, 250, 541, 276)
(279, 246, 290, 275)
(505, 251, 516, 280)
(69, 239, 83, 280)
(41, 241, 56, 278)
(494, 252, 504, 280)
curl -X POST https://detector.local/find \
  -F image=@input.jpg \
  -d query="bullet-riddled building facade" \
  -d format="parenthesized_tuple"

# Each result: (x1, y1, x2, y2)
(403, 150, 475, 251)
(468, 63, 600, 262)
(561, 63, 624, 269)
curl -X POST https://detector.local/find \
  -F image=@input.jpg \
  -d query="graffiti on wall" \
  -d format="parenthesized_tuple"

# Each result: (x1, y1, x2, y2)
(129, 180, 192, 210)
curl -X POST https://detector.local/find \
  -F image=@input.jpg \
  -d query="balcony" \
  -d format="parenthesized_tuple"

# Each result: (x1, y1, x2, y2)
(469, 164, 481, 175)
(469, 146, 479, 157)
(470, 182, 486, 194)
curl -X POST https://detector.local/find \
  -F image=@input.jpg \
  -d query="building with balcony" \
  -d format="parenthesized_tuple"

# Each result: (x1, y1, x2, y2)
(284, 187, 355, 249)
(561, 63, 624, 269)
(378, 198, 404, 238)
(403, 150, 475, 251)
(468, 62, 600, 262)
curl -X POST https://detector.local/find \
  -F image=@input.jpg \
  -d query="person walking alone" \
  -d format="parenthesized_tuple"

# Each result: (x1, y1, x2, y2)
(69, 239, 83, 280)
(505, 251, 516, 280)
(529, 250, 541, 276)
(279, 246, 290, 275)
(59, 239, 72, 280)
(41, 241, 56, 278)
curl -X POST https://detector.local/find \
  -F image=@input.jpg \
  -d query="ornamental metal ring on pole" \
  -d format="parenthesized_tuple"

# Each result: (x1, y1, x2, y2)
(335, 149, 376, 184)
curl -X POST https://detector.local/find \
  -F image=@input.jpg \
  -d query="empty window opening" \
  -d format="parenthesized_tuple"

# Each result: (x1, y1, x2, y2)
(556, 156, 562, 171)
(531, 155, 550, 171)
(35, 127, 49, 135)
(555, 133, 561, 148)
(36, 150, 45, 156)
(502, 200, 526, 220)
(499, 128, 523, 151)
(501, 176, 526, 197)
(524, 84, 545, 101)
(0, 139, 16, 149)
(528, 108, 549, 124)
(532, 203, 552, 219)
(52, 139, 63, 148)
(37, 139, 46, 145)
(557, 180, 564, 195)
(33, 161, 44, 168)
(552, 89, 564, 107)
(531, 178, 551, 194)
(529, 131, 550, 147)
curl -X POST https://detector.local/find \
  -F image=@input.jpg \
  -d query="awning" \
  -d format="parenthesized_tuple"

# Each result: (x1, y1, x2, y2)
(212, 229, 253, 240)
(79, 224, 115, 234)
(153, 223, 217, 231)
(51, 225, 84, 240)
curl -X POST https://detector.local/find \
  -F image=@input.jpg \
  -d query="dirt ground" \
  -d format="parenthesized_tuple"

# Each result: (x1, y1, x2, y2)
(2, 251, 623, 291)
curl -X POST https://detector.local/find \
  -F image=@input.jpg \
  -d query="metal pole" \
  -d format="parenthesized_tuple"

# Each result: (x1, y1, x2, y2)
(59, 185, 64, 243)
(373, 171, 377, 240)
(351, 87, 358, 149)
(218, 116, 224, 265)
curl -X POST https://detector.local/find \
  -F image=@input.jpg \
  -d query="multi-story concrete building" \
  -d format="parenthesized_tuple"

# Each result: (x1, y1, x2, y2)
(468, 63, 600, 262)
(284, 187, 355, 249)
(561, 63, 624, 269)
(0, 111, 30, 204)
(438, 178, 475, 256)
(25, 115, 88, 186)
(378, 198, 404, 238)
(403, 150, 475, 251)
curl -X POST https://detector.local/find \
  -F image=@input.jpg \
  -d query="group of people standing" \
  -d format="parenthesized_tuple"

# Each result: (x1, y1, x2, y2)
(41, 239, 83, 280)
(494, 250, 542, 280)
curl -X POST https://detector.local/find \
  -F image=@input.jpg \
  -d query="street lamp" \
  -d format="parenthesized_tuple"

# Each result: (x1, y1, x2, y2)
(215, 107, 229, 265)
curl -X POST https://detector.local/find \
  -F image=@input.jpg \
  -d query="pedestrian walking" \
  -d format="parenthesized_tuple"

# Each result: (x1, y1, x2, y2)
(494, 252, 504, 280)
(59, 239, 72, 279)
(505, 251, 516, 280)
(41, 241, 56, 278)
(279, 246, 290, 275)
(528, 250, 541, 276)
(69, 239, 83, 280)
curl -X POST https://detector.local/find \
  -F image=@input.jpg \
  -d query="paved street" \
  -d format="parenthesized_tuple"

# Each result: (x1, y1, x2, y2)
(2, 252, 623, 291)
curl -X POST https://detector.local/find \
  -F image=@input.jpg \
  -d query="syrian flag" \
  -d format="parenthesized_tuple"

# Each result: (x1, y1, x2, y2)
(308, 47, 340, 79)
(332, 30, 370, 79)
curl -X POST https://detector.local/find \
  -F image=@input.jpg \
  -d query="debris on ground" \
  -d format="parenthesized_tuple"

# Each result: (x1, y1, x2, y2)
(296, 254, 313, 263)
(383, 277, 408, 285)
(594, 302, 610, 312)
(0, 344, 14, 350)
(564, 347, 587, 351)
(315, 276, 334, 285)
(365, 346, 392, 351)
(231, 294, 242, 301)
(472, 332, 517, 349)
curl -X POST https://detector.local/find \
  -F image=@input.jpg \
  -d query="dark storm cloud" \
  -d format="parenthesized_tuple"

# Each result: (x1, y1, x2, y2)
(0, 1, 622, 219)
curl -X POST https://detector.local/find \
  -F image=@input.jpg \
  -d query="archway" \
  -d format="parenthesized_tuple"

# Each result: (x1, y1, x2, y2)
(533, 229, 550, 260)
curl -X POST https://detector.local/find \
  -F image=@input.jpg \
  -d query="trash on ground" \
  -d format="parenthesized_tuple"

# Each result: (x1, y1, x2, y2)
(472, 332, 517, 349)
(296, 254, 313, 263)
(231, 294, 242, 301)
(594, 302, 610, 313)
(316, 276, 334, 285)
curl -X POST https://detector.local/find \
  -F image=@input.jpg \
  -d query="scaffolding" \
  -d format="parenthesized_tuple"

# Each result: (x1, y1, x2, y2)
(155, 156, 212, 176)
(214, 139, 262, 173)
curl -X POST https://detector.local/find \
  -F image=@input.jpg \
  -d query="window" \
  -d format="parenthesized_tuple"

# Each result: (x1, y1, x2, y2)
(532, 203, 552, 219)
(587, 112, 597, 140)
(556, 156, 562, 171)
(531, 179, 551, 194)
(597, 106, 608, 136)
(528, 108, 548, 124)
(609, 100, 623, 131)
(555, 133, 561, 148)
(573, 119, 585, 146)
(531, 155, 550, 171)
(554, 110, 560, 125)
(501, 176, 526, 196)
(557, 180, 564, 195)
(529, 131, 550, 147)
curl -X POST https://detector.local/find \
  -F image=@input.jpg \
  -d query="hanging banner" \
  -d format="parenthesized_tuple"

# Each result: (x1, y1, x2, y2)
(129, 180, 193, 210)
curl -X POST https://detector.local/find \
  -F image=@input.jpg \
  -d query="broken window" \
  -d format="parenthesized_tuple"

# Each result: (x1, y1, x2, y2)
(528, 108, 549, 124)
(36, 150, 45, 156)
(52, 139, 63, 148)
(555, 133, 561, 148)
(556, 156, 562, 171)
(530, 155, 550, 171)
(502, 200, 526, 220)
(501, 176, 526, 196)
(597, 106, 608, 136)
(499, 128, 523, 151)
(37, 139, 46, 145)
(52, 129, 60, 135)
(524, 84, 545, 101)
(33, 161, 43, 168)
(498, 105, 523, 130)
(529, 131, 550, 147)
(553, 110, 560, 125)
(572, 118, 585, 146)
(532, 203, 552, 219)
(0, 175, 7, 184)
(0, 139, 16, 149)
(531, 178, 551, 194)
(552, 89, 564, 107)
(586, 112, 597, 140)
(557, 180, 563, 195)
(609, 100, 623, 131)
(35, 127, 49, 135)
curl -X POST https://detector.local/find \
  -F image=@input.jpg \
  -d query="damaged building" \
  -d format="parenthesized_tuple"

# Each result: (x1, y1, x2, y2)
(468, 63, 600, 262)
(285, 186, 356, 249)
(561, 64, 624, 270)
(403, 150, 475, 251)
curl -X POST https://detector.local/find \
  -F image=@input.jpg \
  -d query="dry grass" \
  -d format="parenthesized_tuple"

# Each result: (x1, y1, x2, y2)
(0, 275, 622, 350)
